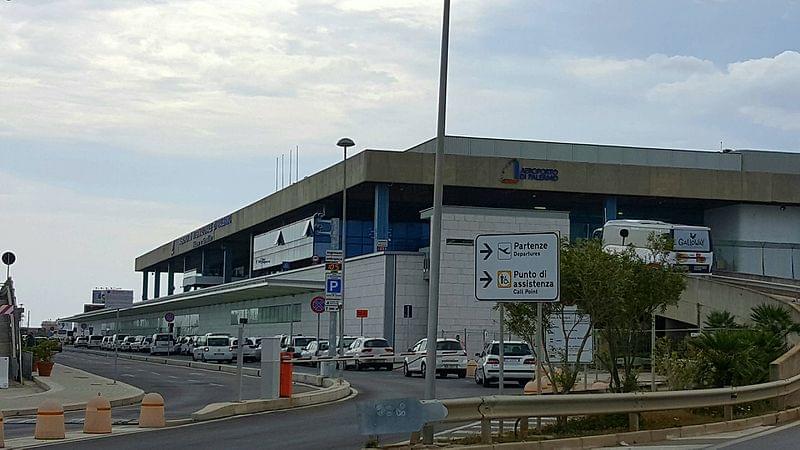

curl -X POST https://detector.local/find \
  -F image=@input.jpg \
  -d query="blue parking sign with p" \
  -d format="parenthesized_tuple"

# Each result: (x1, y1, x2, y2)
(326, 277, 342, 295)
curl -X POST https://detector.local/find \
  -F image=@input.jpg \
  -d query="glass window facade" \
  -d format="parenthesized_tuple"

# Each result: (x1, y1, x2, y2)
(230, 304, 301, 325)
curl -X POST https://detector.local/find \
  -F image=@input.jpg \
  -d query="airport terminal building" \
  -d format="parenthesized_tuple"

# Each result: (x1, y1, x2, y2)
(61, 136, 800, 354)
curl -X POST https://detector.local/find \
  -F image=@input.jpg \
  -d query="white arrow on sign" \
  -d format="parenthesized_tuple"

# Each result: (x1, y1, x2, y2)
(474, 232, 560, 302)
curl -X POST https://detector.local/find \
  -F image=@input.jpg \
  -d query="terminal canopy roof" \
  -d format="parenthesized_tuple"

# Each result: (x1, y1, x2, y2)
(60, 275, 323, 323)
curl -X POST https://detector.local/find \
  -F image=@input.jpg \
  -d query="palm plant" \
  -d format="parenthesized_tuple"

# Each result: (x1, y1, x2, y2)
(703, 310, 740, 331)
(750, 304, 800, 344)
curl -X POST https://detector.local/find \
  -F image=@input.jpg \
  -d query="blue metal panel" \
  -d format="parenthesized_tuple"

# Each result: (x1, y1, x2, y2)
(604, 197, 617, 223)
(374, 184, 390, 252)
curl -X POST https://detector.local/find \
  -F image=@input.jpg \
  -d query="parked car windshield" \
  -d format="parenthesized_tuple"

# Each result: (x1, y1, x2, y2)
(207, 337, 229, 346)
(489, 343, 532, 356)
(293, 337, 315, 348)
(364, 339, 390, 348)
(436, 340, 463, 351)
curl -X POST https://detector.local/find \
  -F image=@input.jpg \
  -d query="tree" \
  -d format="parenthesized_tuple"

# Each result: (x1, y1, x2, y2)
(502, 237, 686, 393)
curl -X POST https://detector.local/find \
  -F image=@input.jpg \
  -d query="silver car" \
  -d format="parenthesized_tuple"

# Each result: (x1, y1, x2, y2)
(474, 340, 535, 387)
(403, 338, 467, 378)
(343, 337, 394, 371)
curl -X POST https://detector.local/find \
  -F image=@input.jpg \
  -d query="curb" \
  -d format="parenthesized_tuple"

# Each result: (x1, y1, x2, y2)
(190, 378, 352, 422)
(1, 364, 145, 417)
(414, 406, 800, 450)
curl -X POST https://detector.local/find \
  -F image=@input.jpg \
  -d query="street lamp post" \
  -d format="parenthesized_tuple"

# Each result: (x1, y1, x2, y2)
(336, 137, 354, 362)
(423, 0, 451, 444)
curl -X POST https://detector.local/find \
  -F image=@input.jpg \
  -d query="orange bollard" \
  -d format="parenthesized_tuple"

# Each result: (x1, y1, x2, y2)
(138, 393, 165, 428)
(279, 352, 293, 398)
(84, 395, 112, 434)
(1, 410, 5, 448)
(34, 400, 65, 440)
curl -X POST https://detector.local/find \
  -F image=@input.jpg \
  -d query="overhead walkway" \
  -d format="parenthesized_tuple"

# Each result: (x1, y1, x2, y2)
(662, 274, 800, 341)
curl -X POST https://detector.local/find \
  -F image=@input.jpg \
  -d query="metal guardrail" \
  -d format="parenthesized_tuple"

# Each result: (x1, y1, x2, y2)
(422, 371, 800, 444)
(711, 274, 800, 298)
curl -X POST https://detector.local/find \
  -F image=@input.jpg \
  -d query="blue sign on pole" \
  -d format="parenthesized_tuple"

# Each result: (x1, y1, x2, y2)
(325, 275, 342, 299)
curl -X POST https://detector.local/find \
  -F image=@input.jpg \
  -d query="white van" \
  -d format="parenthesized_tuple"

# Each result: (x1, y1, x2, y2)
(595, 220, 713, 274)
(192, 334, 233, 363)
(149, 333, 175, 355)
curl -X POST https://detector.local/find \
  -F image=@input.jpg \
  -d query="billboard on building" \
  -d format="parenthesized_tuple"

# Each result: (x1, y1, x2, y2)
(91, 289, 134, 309)
(252, 215, 333, 271)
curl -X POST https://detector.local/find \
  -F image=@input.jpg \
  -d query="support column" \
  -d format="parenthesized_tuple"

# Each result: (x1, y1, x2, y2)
(153, 270, 161, 299)
(248, 232, 254, 278)
(223, 247, 233, 284)
(374, 184, 390, 252)
(141, 272, 149, 301)
(167, 263, 175, 296)
(604, 197, 618, 223)
(200, 249, 206, 274)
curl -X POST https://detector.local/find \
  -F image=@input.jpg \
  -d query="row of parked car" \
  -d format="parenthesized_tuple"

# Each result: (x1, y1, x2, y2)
(72, 331, 536, 386)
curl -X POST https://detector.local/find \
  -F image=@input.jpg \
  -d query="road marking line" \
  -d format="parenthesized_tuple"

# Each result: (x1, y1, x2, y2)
(151, 372, 161, 376)
(168, 375, 179, 379)
(209, 383, 224, 387)
(121, 374, 135, 377)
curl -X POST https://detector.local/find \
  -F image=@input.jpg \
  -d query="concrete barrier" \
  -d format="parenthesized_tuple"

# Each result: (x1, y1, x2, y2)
(34, 400, 65, 440)
(191, 378, 351, 422)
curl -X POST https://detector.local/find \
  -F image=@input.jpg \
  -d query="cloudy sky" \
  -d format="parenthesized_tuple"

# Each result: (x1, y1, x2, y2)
(2, 0, 799, 324)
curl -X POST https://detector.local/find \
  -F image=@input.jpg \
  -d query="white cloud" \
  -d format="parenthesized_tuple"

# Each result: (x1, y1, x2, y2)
(0, 171, 206, 322)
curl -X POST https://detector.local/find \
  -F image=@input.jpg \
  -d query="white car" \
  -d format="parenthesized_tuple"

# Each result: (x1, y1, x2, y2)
(74, 336, 89, 348)
(101, 336, 112, 350)
(279, 335, 317, 358)
(120, 336, 137, 352)
(149, 333, 175, 355)
(474, 341, 536, 387)
(343, 337, 394, 371)
(192, 334, 233, 363)
(128, 336, 146, 352)
(403, 338, 467, 378)
(229, 337, 257, 362)
(300, 340, 329, 363)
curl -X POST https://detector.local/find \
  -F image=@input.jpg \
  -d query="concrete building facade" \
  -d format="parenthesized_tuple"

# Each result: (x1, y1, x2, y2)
(61, 136, 800, 351)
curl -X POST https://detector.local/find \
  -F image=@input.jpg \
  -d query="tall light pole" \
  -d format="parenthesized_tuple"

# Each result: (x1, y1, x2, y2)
(336, 137, 354, 361)
(423, 0, 450, 444)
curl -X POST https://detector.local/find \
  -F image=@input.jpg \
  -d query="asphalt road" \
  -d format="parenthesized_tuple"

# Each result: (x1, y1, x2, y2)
(27, 348, 503, 449)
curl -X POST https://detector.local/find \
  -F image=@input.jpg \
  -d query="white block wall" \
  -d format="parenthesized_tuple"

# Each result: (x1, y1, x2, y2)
(434, 207, 570, 355)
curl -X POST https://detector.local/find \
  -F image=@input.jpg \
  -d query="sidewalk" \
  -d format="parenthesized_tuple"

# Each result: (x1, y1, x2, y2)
(0, 364, 145, 416)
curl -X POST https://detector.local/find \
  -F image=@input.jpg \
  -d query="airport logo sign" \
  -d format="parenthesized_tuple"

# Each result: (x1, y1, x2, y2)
(501, 159, 559, 184)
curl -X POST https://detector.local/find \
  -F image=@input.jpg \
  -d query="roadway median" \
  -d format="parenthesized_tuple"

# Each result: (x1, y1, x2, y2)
(190, 377, 352, 422)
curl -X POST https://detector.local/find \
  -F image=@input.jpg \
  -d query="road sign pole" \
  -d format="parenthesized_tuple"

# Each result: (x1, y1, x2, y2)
(536, 302, 543, 396)
(113, 308, 119, 385)
(422, 1, 450, 445)
(360, 317, 364, 337)
(499, 302, 505, 396)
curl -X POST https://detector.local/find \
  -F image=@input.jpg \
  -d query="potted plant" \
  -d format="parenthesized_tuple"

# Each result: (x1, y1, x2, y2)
(33, 340, 58, 377)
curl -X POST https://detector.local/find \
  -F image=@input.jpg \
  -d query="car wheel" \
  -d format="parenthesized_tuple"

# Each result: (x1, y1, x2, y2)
(384, 364, 394, 371)
(482, 369, 492, 387)
(420, 362, 426, 378)
(201, 354, 206, 362)
(191, 354, 196, 361)
(403, 362, 412, 377)
(355, 360, 362, 371)
(457, 370, 467, 379)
